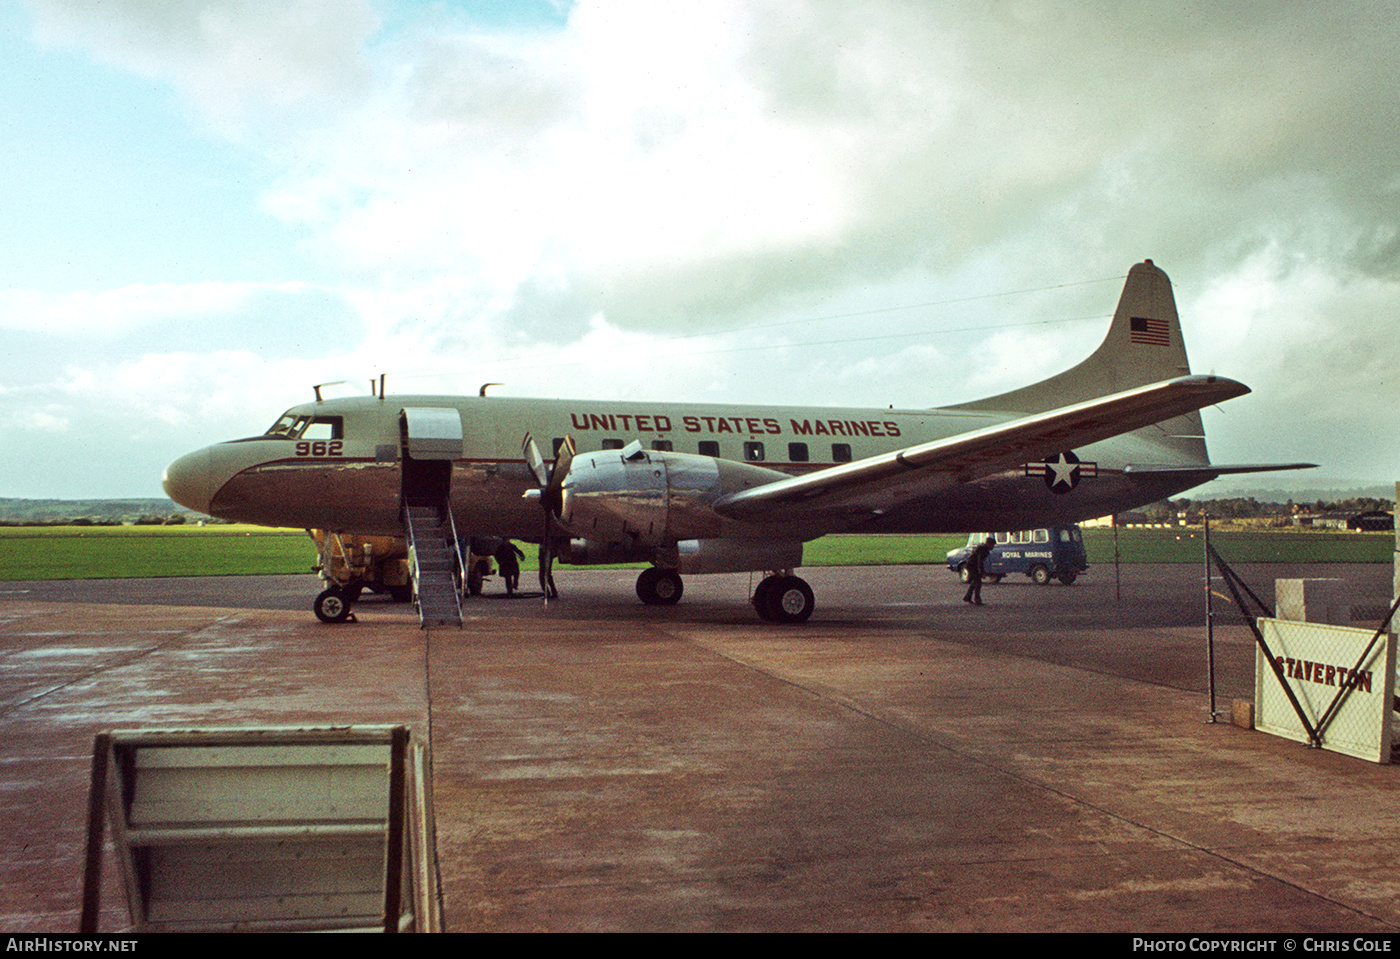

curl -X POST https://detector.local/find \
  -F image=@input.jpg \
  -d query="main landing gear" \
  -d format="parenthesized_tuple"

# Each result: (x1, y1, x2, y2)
(636, 567, 683, 605)
(751, 573, 814, 623)
(633, 566, 815, 623)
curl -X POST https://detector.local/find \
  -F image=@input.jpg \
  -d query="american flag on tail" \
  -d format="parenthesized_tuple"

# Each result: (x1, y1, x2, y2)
(1129, 316, 1170, 346)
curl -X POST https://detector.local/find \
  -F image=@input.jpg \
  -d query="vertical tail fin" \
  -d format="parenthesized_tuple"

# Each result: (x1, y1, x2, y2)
(947, 259, 1206, 461)
(951, 260, 1191, 412)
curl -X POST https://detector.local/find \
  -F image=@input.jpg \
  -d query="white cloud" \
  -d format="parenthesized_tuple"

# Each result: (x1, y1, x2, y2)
(8, 0, 1400, 496)
(0, 280, 318, 336)
(24, 0, 380, 137)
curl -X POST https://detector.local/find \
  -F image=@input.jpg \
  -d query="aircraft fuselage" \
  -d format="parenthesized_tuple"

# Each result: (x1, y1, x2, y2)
(164, 392, 1209, 544)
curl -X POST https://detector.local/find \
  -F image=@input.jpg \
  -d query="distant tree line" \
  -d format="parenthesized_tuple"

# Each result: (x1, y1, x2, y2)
(1147, 497, 1394, 523)
(0, 515, 193, 528)
(0, 499, 209, 526)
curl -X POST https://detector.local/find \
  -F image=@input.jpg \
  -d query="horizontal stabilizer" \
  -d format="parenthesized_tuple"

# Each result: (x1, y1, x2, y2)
(1123, 462, 1318, 485)
(1126, 463, 1317, 476)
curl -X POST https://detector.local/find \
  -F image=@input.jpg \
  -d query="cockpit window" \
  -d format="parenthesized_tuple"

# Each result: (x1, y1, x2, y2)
(264, 412, 343, 440)
(265, 412, 308, 438)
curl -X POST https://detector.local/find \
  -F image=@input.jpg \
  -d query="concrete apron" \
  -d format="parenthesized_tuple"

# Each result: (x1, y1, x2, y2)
(2, 595, 1397, 933)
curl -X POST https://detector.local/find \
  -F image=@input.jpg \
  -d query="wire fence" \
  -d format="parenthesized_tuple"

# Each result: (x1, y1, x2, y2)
(1203, 516, 1399, 763)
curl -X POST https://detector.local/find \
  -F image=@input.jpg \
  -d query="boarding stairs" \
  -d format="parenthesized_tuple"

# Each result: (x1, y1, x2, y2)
(403, 502, 463, 629)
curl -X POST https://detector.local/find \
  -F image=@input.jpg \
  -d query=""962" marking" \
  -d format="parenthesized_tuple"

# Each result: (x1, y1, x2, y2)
(295, 441, 343, 457)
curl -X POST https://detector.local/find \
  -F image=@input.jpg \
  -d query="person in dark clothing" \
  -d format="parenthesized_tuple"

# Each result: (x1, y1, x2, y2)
(494, 539, 525, 594)
(963, 536, 995, 606)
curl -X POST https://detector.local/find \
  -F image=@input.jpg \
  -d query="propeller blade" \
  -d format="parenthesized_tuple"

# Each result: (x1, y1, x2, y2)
(522, 432, 573, 604)
(544, 434, 575, 517)
(522, 433, 550, 488)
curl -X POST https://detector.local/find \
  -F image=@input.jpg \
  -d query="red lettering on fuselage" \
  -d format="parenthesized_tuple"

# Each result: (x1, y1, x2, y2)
(788, 418, 902, 439)
(568, 411, 897, 438)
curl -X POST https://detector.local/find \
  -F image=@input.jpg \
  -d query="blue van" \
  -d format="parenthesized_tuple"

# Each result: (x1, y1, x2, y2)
(946, 526, 1089, 586)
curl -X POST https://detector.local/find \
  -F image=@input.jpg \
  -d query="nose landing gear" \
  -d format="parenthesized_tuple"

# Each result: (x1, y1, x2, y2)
(313, 586, 358, 624)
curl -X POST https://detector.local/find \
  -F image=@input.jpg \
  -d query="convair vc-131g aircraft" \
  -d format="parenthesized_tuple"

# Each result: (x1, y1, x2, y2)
(162, 260, 1311, 625)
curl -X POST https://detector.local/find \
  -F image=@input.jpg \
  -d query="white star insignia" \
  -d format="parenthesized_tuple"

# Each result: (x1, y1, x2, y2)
(1046, 454, 1079, 490)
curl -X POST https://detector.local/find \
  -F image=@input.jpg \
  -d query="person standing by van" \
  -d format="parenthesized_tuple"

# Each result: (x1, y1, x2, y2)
(963, 536, 995, 606)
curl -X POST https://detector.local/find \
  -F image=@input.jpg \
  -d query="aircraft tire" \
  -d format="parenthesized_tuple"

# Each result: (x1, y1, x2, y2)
(759, 575, 814, 623)
(637, 567, 683, 605)
(752, 577, 777, 620)
(1030, 565, 1051, 586)
(314, 588, 353, 624)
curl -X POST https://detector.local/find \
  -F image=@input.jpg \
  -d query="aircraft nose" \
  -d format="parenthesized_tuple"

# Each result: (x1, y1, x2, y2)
(162, 448, 214, 514)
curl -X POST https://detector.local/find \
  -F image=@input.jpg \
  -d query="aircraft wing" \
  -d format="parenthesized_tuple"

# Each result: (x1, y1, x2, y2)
(713, 375, 1252, 521)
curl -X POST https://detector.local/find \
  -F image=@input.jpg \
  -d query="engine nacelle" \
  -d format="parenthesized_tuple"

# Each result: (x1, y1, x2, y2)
(558, 443, 790, 548)
(674, 538, 803, 574)
(557, 538, 654, 566)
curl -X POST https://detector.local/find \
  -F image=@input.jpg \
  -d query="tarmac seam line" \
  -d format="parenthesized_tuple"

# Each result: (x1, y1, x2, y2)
(688, 634, 1400, 930)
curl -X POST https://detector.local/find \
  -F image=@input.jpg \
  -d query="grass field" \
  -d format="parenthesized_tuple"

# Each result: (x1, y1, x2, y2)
(0, 525, 319, 581)
(0, 524, 1392, 582)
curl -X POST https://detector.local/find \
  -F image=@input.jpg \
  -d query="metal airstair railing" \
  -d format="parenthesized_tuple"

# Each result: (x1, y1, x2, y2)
(404, 508, 420, 610)
(402, 499, 463, 629)
(442, 504, 464, 622)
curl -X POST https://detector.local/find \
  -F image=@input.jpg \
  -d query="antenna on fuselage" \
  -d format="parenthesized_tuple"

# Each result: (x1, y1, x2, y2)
(312, 380, 348, 402)
(479, 383, 503, 396)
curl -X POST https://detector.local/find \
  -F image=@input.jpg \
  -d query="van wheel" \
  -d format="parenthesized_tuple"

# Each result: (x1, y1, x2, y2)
(958, 565, 970, 583)
(1058, 571, 1077, 585)
(986, 574, 1002, 584)
(1030, 565, 1051, 586)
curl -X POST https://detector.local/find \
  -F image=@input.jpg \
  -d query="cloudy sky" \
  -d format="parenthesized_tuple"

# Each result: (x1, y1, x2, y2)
(3, 0, 1398, 500)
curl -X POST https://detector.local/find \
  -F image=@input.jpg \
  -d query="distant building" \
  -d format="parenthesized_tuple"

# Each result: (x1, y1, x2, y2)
(1292, 510, 1393, 531)
(1293, 512, 1346, 529)
(1347, 511, 1394, 532)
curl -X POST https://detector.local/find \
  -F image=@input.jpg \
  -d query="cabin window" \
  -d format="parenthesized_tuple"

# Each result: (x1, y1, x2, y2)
(832, 443, 852, 463)
(788, 442, 809, 462)
(743, 441, 765, 462)
(601, 438, 624, 450)
(651, 440, 673, 451)
(698, 441, 720, 457)
(1033, 529, 1049, 544)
